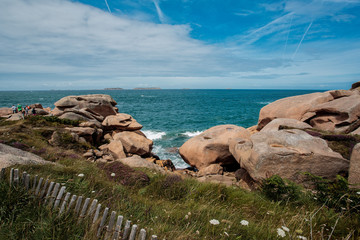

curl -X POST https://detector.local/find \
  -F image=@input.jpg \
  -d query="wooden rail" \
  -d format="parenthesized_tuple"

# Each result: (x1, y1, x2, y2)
(0, 168, 159, 240)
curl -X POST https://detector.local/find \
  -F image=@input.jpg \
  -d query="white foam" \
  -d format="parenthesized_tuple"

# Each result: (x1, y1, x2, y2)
(258, 101, 272, 105)
(143, 130, 166, 140)
(181, 131, 203, 137)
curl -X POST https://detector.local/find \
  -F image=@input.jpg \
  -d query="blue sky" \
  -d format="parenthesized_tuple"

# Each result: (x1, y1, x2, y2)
(0, 0, 359, 90)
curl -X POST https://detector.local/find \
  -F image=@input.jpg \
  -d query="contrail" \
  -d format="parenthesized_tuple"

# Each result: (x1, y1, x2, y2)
(282, 14, 293, 59)
(153, 0, 166, 23)
(104, 0, 111, 13)
(292, 20, 313, 60)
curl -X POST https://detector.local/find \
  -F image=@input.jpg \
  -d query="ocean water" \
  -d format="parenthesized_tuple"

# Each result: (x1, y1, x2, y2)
(0, 89, 322, 168)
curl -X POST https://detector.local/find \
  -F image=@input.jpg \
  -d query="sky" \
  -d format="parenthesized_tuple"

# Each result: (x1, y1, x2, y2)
(0, 0, 359, 90)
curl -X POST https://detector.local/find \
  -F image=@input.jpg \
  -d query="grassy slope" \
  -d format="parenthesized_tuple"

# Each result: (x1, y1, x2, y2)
(0, 117, 359, 240)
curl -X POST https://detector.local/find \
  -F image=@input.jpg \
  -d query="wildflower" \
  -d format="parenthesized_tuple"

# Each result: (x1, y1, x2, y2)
(240, 220, 249, 226)
(78, 173, 84, 177)
(277, 228, 286, 238)
(209, 219, 220, 225)
(188, 212, 191, 215)
(357, 191, 360, 195)
(282, 226, 289, 232)
(196, 230, 200, 235)
(91, 190, 95, 193)
(185, 215, 189, 220)
(297, 236, 307, 240)
(110, 173, 116, 177)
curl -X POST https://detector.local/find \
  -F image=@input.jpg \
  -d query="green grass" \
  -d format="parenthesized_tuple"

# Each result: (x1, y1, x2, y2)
(0, 117, 359, 239)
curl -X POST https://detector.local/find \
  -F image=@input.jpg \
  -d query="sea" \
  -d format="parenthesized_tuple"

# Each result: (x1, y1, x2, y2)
(0, 89, 323, 168)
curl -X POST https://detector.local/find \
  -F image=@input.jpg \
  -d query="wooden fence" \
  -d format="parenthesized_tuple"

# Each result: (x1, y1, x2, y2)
(0, 168, 158, 240)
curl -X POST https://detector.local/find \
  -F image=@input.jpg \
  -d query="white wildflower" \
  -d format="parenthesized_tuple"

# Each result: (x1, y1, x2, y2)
(297, 236, 307, 240)
(185, 215, 189, 220)
(209, 219, 220, 225)
(357, 191, 360, 195)
(277, 228, 286, 238)
(282, 226, 290, 232)
(240, 220, 249, 226)
(91, 190, 95, 193)
(196, 230, 200, 235)
(188, 212, 191, 215)
(110, 173, 116, 177)
(78, 173, 84, 177)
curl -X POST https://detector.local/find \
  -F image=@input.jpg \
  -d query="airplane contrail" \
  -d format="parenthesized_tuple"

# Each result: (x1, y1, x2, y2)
(292, 20, 313, 60)
(153, 0, 166, 23)
(104, 0, 111, 13)
(282, 14, 293, 59)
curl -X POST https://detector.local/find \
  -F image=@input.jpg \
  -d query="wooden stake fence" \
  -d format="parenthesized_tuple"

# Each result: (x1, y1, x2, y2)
(0, 168, 158, 240)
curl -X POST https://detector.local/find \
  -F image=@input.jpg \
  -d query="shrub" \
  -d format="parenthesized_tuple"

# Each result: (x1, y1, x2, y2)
(261, 175, 301, 202)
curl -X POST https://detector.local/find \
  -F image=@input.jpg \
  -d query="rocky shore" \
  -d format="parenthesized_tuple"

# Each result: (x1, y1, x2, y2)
(1, 82, 359, 190)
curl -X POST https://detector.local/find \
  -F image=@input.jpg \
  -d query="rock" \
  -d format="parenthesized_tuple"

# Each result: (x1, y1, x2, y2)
(118, 155, 165, 173)
(6, 113, 24, 121)
(94, 150, 104, 158)
(49, 131, 62, 146)
(83, 150, 94, 158)
(350, 127, 360, 136)
(79, 121, 102, 128)
(54, 94, 117, 118)
(247, 125, 258, 135)
(179, 125, 250, 170)
(261, 118, 312, 132)
(59, 112, 90, 121)
(0, 143, 52, 168)
(154, 159, 176, 171)
(197, 174, 238, 187)
(350, 81, 360, 91)
(51, 107, 63, 116)
(102, 154, 114, 162)
(257, 88, 360, 134)
(233, 129, 349, 183)
(308, 94, 360, 133)
(65, 127, 96, 143)
(0, 108, 12, 116)
(29, 103, 43, 109)
(43, 107, 52, 113)
(348, 143, 360, 189)
(197, 164, 223, 176)
(34, 108, 49, 116)
(102, 113, 143, 131)
(102, 141, 126, 160)
(113, 131, 153, 157)
(104, 133, 113, 141)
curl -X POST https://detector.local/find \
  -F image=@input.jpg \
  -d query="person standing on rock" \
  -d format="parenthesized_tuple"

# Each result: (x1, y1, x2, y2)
(11, 105, 16, 114)
(24, 105, 29, 117)
(17, 104, 22, 114)
(31, 107, 36, 115)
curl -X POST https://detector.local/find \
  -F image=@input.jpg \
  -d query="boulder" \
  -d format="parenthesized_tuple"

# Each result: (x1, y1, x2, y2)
(6, 113, 24, 121)
(118, 155, 165, 173)
(350, 127, 360, 136)
(350, 81, 360, 91)
(197, 164, 223, 176)
(348, 143, 360, 188)
(54, 94, 117, 118)
(261, 118, 312, 132)
(102, 113, 143, 130)
(29, 103, 43, 109)
(59, 112, 90, 122)
(65, 127, 96, 136)
(100, 141, 126, 160)
(0, 108, 12, 116)
(231, 129, 349, 183)
(113, 131, 152, 156)
(34, 108, 49, 116)
(179, 125, 250, 170)
(79, 121, 102, 128)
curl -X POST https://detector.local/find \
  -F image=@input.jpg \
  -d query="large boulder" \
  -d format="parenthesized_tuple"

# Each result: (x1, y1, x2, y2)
(118, 155, 165, 173)
(0, 108, 12, 117)
(261, 118, 312, 132)
(348, 143, 360, 188)
(99, 141, 127, 160)
(257, 89, 360, 134)
(113, 131, 153, 157)
(102, 113, 143, 131)
(54, 94, 118, 122)
(230, 129, 349, 183)
(179, 125, 250, 170)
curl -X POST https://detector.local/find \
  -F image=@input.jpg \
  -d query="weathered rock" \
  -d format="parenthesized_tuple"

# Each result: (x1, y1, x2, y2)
(0, 143, 52, 169)
(102, 113, 143, 130)
(55, 94, 117, 117)
(94, 150, 104, 158)
(350, 127, 360, 136)
(101, 141, 126, 160)
(65, 127, 96, 136)
(350, 81, 360, 91)
(348, 143, 360, 188)
(232, 129, 349, 183)
(0, 108, 12, 116)
(43, 107, 52, 113)
(261, 118, 312, 132)
(79, 121, 102, 128)
(179, 125, 250, 170)
(34, 108, 49, 116)
(113, 131, 152, 156)
(154, 159, 176, 171)
(118, 155, 165, 173)
(197, 164, 223, 176)
(59, 112, 90, 121)
(102, 154, 114, 162)
(247, 125, 258, 135)
(51, 107, 63, 116)
(104, 133, 113, 141)
(29, 103, 43, 109)
(6, 113, 24, 121)
(83, 150, 94, 158)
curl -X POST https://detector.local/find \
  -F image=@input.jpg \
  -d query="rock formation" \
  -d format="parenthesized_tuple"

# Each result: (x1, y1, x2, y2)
(348, 143, 360, 188)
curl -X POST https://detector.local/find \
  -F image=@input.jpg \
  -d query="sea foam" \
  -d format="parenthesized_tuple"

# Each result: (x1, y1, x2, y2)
(181, 131, 203, 137)
(143, 130, 166, 140)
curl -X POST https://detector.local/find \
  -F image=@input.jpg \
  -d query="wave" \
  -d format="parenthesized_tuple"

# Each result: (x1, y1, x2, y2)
(257, 101, 272, 105)
(152, 145, 190, 169)
(143, 130, 166, 140)
(181, 131, 203, 137)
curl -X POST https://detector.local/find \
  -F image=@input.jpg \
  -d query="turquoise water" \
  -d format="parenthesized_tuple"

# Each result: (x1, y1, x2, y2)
(0, 89, 322, 168)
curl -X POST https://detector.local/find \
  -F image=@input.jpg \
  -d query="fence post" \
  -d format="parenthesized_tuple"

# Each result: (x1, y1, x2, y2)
(32, 175, 38, 192)
(92, 203, 102, 225)
(35, 177, 44, 195)
(138, 229, 147, 240)
(129, 224, 138, 240)
(1, 168, 6, 181)
(59, 192, 71, 215)
(122, 220, 131, 240)
(79, 197, 90, 220)
(66, 195, 77, 213)
(13, 169, 19, 186)
(97, 207, 109, 237)
(104, 211, 117, 240)
(112, 215, 124, 240)
(54, 186, 66, 209)
(22, 171, 27, 185)
(9, 168, 14, 186)
(74, 196, 83, 215)
(48, 183, 60, 205)
(25, 174, 30, 190)
(40, 179, 49, 198)
(87, 199, 98, 217)
(44, 182, 55, 202)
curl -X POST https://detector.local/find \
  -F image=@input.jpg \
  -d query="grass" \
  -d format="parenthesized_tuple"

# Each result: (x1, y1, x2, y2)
(0, 116, 359, 239)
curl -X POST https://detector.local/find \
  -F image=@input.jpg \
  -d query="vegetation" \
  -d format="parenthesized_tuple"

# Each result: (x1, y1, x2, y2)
(0, 117, 359, 239)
